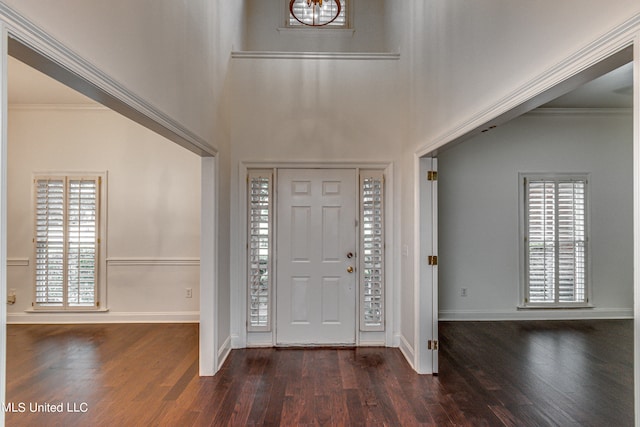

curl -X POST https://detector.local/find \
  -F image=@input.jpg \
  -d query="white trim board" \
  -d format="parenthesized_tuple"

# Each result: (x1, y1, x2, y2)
(397, 334, 415, 371)
(9, 104, 108, 111)
(106, 257, 200, 267)
(0, 21, 8, 427)
(526, 107, 633, 117)
(217, 336, 232, 371)
(231, 51, 399, 60)
(7, 311, 199, 324)
(439, 308, 633, 321)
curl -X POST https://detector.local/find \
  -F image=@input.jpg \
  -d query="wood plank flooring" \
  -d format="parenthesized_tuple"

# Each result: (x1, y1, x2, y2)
(5, 320, 633, 426)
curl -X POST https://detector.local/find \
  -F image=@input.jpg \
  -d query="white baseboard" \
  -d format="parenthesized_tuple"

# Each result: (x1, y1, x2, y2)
(230, 334, 244, 349)
(7, 311, 200, 324)
(359, 341, 385, 347)
(439, 307, 633, 321)
(246, 331, 274, 347)
(398, 334, 415, 370)
(217, 335, 232, 370)
(359, 330, 386, 347)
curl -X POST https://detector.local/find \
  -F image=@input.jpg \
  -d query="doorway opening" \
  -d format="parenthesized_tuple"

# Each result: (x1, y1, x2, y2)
(242, 165, 392, 348)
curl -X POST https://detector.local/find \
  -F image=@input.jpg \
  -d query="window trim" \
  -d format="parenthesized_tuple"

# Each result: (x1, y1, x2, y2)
(519, 172, 593, 309)
(359, 170, 385, 331)
(283, 0, 351, 29)
(247, 170, 274, 332)
(31, 171, 107, 312)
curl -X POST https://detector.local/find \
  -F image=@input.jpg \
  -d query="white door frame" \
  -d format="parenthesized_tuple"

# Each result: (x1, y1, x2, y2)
(235, 161, 394, 349)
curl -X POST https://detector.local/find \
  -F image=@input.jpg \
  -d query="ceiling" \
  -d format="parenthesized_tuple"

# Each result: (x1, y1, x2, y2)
(540, 61, 633, 109)
(6, 55, 634, 109)
(8, 56, 96, 105)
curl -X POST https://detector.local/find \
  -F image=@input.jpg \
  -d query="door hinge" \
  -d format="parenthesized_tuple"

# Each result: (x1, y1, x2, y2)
(428, 255, 438, 266)
(427, 171, 438, 181)
(428, 340, 439, 350)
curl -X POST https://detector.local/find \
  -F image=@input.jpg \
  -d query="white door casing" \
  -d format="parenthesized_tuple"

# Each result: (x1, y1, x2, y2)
(276, 169, 357, 345)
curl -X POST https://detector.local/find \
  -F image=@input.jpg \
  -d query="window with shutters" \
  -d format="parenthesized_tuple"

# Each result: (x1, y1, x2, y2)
(522, 174, 589, 307)
(34, 175, 103, 310)
(247, 170, 273, 331)
(360, 171, 385, 331)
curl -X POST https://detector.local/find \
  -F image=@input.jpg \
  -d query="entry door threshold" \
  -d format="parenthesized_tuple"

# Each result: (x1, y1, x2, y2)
(275, 344, 357, 350)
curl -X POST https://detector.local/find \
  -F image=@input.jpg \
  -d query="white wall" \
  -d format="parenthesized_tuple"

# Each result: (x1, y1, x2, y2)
(211, 0, 246, 365)
(406, 1, 640, 151)
(229, 55, 406, 346)
(2, 0, 222, 147)
(7, 106, 201, 322)
(438, 109, 633, 320)
(243, 0, 390, 53)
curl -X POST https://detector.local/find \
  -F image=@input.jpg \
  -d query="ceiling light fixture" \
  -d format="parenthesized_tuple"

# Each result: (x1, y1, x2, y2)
(289, 0, 342, 27)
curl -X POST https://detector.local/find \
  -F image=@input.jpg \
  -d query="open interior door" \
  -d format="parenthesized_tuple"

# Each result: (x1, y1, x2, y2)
(417, 157, 438, 374)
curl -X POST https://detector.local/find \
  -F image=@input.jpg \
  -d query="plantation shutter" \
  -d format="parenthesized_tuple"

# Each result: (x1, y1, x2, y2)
(247, 170, 273, 331)
(525, 176, 587, 304)
(34, 176, 99, 309)
(360, 171, 385, 331)
(35, 178, 66, 306)
(67, 178, 99, 306)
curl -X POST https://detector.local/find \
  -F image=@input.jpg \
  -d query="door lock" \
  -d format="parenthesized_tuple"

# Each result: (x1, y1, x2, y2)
(347, 252, 354, 259)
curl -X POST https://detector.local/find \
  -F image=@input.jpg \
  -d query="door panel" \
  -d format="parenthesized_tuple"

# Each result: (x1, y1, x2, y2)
(418, 157, 438, 373)
(276, 169, 357, 345)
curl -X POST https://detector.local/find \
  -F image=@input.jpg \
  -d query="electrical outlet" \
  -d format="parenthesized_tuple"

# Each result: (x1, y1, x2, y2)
(461, 288, 468, 297)
(185, 288, 193, 299)
(7, 289, 16, 305)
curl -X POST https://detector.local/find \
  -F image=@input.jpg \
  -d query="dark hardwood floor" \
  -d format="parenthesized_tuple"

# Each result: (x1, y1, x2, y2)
(5, 320, 633, 426)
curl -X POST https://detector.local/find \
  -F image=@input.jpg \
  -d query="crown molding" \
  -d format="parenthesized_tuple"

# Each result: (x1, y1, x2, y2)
(0, 3, 216, 157)
(232, 50, 400, 60)
(9, 103, 108, 111)
(527, 107, 633, 116)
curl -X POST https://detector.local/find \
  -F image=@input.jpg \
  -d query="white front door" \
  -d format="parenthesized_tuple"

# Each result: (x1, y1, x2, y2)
(276, 169, 357, 345)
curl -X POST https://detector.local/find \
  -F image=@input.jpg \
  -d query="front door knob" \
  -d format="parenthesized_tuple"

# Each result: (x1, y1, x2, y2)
(347, 266, 354, 273)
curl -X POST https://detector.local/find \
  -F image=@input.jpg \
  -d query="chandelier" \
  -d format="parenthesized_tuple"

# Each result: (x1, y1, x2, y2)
(289, 0, 342, 27)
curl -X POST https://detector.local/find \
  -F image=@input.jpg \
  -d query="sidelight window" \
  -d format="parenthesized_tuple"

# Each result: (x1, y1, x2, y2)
(247, 170, 273, 331)
(360, 171, 385, 331)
